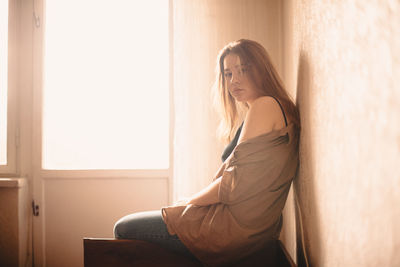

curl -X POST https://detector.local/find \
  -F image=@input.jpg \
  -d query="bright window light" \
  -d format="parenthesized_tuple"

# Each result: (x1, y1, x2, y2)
(43, 0, 169, 169)
(0, 0, 8, 165)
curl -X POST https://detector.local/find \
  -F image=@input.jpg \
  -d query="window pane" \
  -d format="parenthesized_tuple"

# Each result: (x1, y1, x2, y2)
(0, 0, 8, 165)
(43, 0, 169, 169)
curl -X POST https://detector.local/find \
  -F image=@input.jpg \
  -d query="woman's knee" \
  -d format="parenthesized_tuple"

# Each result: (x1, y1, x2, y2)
(113, 216, 128, 238)
(113, 213, 142, 238)
(113, 210, 164, 239)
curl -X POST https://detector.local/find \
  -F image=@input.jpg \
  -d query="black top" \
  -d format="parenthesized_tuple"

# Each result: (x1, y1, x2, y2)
(221, 122, 244, 162)
(220, 97, 288, 163)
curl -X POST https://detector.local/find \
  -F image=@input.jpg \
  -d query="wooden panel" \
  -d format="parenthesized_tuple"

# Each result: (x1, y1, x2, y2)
(0, 188, 19, 266)
(84, 238, 202, 267)
(83, 238, 296, 267)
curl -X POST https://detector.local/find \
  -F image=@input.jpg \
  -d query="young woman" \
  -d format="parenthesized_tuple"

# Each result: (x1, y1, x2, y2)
(114, 39, 300, 266)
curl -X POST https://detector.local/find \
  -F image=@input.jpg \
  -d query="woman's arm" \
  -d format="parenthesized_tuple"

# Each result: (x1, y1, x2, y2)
(187, 177, 221, 206)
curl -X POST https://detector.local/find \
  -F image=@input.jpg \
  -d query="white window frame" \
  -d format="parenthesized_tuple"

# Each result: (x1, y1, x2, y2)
(31, 0, 174, 202)
(0, 0, 17, 175)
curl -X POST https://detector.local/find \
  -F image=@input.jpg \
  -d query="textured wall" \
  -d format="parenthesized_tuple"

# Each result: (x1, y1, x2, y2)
(282, 0, 400, 266)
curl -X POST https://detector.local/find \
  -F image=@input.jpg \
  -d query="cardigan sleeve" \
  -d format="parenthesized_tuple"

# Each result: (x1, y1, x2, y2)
(218, 165, 235, 203)
(218, 145, 289, 205)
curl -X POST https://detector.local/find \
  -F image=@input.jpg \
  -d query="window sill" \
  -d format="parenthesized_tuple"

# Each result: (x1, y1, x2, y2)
(0, 177, 27, 188)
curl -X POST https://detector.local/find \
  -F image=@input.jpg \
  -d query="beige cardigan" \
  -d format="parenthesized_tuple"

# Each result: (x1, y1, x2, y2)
(162, 123, 299, 266)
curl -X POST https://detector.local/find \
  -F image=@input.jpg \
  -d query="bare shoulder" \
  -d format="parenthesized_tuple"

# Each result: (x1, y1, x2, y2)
(238, 96, 286, 143)
(250, 96, 281, 111)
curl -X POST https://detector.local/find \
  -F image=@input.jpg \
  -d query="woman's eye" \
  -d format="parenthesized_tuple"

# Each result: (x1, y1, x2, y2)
(224, 72, 232, 78)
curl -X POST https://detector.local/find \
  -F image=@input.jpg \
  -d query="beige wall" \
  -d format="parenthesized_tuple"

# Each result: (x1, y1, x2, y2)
(43, 178, 168, 267)
(282, 0, 400, 266)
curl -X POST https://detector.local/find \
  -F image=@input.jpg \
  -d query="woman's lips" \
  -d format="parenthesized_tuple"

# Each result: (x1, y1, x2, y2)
(231, 88, 244, 94)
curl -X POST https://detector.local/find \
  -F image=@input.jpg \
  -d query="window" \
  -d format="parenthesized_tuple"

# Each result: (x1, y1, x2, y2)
(42, 0, 169, 170)
(0, 0, 8, 165)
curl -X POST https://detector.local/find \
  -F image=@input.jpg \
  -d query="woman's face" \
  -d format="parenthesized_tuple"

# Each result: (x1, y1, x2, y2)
(223, 53, 261, 105)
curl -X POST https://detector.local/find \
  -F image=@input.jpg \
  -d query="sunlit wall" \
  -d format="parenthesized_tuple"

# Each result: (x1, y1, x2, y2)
(282, 1, 400, 266)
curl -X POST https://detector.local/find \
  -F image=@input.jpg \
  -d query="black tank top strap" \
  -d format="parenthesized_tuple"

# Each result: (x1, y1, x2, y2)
(270, 96, 288, 127)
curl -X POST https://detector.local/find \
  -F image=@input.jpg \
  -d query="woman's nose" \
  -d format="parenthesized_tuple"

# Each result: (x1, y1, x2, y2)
(231, 72, 240, 84)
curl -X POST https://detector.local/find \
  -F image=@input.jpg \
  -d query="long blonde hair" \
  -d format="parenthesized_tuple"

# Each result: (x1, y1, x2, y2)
(213, 39, 300, 142)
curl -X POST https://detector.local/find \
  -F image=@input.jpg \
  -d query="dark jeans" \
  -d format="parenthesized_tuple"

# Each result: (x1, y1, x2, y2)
(113, 210, 193, 257)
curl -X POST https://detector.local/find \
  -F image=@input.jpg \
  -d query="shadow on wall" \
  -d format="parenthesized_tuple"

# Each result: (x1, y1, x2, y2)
(294, 51, 320, 267)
